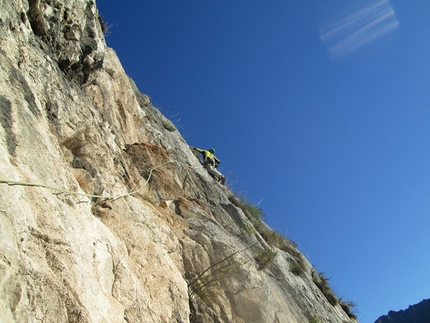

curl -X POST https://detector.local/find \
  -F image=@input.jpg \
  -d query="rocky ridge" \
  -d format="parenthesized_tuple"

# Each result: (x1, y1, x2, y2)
(0, 1, 358, 322)
(375, 299, 430, 323)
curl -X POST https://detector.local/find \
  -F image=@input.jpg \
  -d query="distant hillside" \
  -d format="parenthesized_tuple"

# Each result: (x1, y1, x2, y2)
(375, 299, 430, 323)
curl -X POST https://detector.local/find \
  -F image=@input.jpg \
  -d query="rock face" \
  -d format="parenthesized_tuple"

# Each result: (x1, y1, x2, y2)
(0, 1, 358, 322)
(375, 299, 430, 323)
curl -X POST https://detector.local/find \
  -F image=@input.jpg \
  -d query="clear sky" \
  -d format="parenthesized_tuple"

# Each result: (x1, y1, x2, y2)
(97, 1, 430, 322)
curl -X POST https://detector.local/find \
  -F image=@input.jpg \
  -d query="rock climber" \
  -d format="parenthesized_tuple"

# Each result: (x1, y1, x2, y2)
(191, 147, 226, 185)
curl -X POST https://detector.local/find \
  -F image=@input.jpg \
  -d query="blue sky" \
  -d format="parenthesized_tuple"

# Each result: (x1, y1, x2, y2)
(97, 1, 430, 322)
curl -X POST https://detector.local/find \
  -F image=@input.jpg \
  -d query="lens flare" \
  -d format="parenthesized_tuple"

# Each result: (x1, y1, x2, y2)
(320, 0, 399, 59)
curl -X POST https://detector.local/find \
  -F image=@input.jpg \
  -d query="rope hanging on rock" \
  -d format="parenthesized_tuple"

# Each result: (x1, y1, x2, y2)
(0, 160, 174, 201)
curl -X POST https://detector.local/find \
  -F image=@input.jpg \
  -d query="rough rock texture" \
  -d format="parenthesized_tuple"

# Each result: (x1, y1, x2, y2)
(0, 1, 358, 322)
(375, 299, 430, 323)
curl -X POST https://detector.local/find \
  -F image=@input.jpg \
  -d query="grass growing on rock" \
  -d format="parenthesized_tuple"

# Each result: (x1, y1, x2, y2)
(161, 120, 176, 132)
(256, 225, 306, 275)
(228, 194, 265, 224)
(289, 262, 305, 276)
(312, 271, 338, 306)
(229, 194, 307, 275)
(255, 247, 278, 270)
(188, 244, 255, 305)
(339, 298, 358, 320)
(229, 193, 357, 315)
(307, 317, 319, 323)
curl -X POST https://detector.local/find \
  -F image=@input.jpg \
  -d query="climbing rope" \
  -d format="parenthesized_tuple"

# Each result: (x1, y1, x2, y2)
(0, 147, 224, 202)
(0, 160, 174, 201)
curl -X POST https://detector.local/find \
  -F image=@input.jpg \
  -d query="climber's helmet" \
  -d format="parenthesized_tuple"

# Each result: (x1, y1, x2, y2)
(208, 148, 215, 154)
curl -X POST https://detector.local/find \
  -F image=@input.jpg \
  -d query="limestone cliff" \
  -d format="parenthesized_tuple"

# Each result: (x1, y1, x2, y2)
(0, 1, 358, 322)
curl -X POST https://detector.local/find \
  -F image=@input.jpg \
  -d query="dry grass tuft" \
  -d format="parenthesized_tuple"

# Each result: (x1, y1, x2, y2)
(312, 271, 338, 306)
(255, 247, 278, 270)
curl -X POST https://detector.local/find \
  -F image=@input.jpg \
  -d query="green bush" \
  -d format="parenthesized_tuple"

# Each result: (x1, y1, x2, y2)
(243, 221, 256, 234)
(229, 195, 265, 223)
(162, 120, 176, 132)
(228, 194, 308, 274)
(290, 262, 304, 276)
(254, 225, 307, 275)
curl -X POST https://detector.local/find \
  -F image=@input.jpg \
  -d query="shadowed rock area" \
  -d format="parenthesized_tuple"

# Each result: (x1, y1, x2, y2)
(0, 1, 358, 322)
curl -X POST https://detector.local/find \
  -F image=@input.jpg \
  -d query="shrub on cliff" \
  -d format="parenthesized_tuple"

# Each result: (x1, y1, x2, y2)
(255, 247, 278, 270)
(312, 271, 338, 306)
(228, 195, 265, 223)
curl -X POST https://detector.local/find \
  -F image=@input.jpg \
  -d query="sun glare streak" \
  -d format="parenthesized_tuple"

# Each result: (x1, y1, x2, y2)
(328, 11, 397, 57)
(320, 0, 399, 59)
(321, 1, 385, 40)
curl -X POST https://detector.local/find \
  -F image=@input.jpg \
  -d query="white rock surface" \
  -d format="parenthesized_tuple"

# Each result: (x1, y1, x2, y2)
(0, 1, 358, 322)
